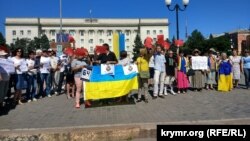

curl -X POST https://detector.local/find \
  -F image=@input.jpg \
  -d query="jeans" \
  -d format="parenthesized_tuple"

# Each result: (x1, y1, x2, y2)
(243, 68, 250, 88)
(153, 70, 166, 96)
(40, 73, 51, 96)
(26, 74, 37, 100)
(57, 72, 65, 93)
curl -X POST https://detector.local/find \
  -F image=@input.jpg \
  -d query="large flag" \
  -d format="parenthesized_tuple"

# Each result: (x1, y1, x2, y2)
(113, 32, 125, 59)
(83, 65, 138, 100)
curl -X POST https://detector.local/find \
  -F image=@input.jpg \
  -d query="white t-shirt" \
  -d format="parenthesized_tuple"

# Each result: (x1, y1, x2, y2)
(40, 56, 51, 74)
(26, 59, 37, 75)
(118, 57, 131, 66)
(149, 56, 154, 68)
(59, 54, 68, 72)
(12, 57, 25, 74)
(50, 56, 59, 70)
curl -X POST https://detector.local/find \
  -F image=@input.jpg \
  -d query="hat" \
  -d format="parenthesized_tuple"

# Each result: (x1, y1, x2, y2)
(36, 49, 42, 53)
(0, 50, 7, 56)
(209, 48, 216, 53)
(48, 48, 53, 52)
(192, 49, 200, 54)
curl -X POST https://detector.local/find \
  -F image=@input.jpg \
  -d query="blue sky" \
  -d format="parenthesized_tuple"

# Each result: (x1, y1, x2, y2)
(0, 0, 249, 40)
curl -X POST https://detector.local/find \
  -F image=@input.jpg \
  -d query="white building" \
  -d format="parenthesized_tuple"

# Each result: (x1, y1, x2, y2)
(5, 18, 169, 55)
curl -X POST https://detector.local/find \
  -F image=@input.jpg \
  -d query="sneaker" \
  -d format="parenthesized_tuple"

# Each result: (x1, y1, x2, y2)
(48, 95, 52, 98)
(32, 98, 37, 102)
(144, 99, 149, 103)
(164, 92, 168, 96)
(18, 100, 23, 105)
(54, 91, 58, 95)
(170, 90, 176, 95)
(27, 100, 32, 103)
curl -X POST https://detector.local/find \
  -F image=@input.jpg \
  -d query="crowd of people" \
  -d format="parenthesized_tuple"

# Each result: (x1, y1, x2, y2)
(0, 43, 250, 109)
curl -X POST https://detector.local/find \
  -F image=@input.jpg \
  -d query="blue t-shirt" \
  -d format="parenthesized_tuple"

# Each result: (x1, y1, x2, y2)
(242, 56, 250, 69)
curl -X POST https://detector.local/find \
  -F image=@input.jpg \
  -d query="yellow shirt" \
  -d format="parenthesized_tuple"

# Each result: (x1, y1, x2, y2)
(137, 57, 149, 72)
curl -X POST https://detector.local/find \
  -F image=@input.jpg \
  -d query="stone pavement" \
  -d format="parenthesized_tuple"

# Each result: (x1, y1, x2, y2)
(0, 86, 250, 130)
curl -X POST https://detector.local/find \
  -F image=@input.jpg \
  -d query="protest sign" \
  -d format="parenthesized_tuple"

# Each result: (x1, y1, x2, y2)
(192, 56, 208, 70)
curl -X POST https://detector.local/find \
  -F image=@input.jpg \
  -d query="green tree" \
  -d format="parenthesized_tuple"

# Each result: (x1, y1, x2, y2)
(132, 34, 144, 61)
(40, 34, 50, 50)
(33, 37, 41, 50)
(185, 29, 206, 53)
(0, 32, 6, 45)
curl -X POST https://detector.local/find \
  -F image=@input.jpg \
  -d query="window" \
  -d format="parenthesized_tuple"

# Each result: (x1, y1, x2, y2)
(27, 30, 31, 36)
(126, 30, 130, 36)
(98, 30, 104, 36)
(107, 30, 112, 36)
(126, 46, 130, 49)
(79, 30, 85, 36)
(12, 38, 16, 43)
(50, 30, 55, 36)
(69, 30, 75, 36)
(159, 30, 163, 34)
(153, 30, 156, 35)
(153, 38, 157, 42)
(88, 30, 94, 36)
(41, 30, 46, 35)
(20, 30, 24, 36)
(126, 39, 129, 43)
(89, 39, 93, 44)
(99, 39, 104, 44)
(80, 39, 84, 46)
(90, 46, 94, 52)
(12, 30, 16, 36)
(147, 30, 150, 35)
(134, 30, 138, 34)
(108, 39, 112, 43)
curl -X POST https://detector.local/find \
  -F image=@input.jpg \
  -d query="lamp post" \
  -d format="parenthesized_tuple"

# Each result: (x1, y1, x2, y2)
(59, 0, 63, 43)
(165, 0, 189, 40)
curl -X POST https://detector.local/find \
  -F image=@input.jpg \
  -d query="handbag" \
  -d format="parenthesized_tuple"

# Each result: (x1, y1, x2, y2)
(187, 68, 195, 76)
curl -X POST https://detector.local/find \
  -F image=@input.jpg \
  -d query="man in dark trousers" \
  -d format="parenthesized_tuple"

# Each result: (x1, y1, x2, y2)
(96, 43, 118, 105)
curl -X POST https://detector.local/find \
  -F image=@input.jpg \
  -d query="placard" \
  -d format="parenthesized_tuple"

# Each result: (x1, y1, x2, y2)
(192, 56, 208, 70)
(80, 68, 92, 81)
(56, 45, 63, 57)
(101, 64, 115, 75)
(122, 64, 138, 75)
(0, 58, 15, 73)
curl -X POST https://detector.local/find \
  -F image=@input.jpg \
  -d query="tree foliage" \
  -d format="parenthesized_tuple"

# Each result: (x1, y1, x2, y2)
(40, 34, 50, 50)
(132, 34, 144, 61)
(185, 29, 231, 55)
(0, 32, 6, 46)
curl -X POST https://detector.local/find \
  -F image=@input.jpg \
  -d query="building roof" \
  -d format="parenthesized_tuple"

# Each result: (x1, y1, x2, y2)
(5, 18, 169, 27)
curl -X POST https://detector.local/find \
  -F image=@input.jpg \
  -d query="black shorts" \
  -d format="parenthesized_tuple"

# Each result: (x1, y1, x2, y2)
(149, 67, 154, 79)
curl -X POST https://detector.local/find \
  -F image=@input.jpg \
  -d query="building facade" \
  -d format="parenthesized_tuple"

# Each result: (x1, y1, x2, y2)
(229, 29, 250, 53)
(5, 18, 169, 55)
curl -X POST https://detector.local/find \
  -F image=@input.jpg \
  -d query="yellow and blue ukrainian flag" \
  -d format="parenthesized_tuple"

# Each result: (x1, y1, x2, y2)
(113, 32, 125, 59)
(83, 65, 138, 100)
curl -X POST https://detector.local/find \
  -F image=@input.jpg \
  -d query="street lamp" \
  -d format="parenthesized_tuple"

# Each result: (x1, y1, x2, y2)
(165, 0, 189, 40)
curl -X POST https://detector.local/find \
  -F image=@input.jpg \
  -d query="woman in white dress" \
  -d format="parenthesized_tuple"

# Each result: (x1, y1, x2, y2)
(229, 49, 242, 88)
